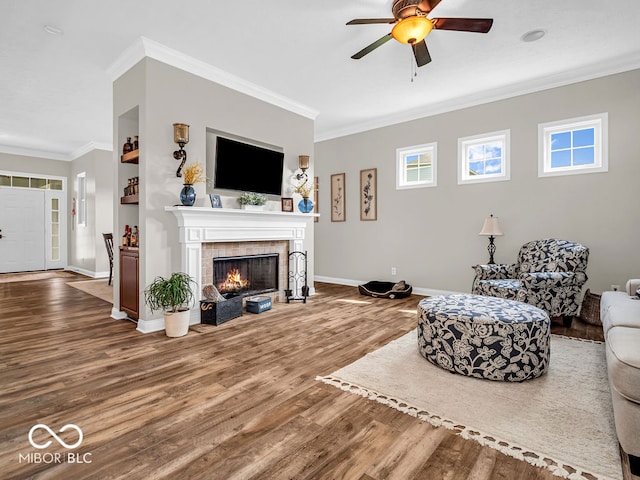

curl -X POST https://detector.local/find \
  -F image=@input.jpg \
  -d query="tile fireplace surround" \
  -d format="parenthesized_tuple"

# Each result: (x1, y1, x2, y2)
(146, 206, 315, 334)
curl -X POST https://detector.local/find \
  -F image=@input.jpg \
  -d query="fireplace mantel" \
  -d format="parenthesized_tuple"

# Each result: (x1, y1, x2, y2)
(163, 206, 315, 329)
(165, 206, 314, 243)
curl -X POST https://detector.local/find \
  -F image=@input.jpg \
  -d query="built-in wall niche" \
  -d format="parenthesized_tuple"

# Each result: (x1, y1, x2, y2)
(117, 106, 139, 231)
(205, 128, 292, 200)
(116, 105, 140, 321)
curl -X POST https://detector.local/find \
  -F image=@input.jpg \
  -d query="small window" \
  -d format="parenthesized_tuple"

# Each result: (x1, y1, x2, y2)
(458, 130, 510, 184)
(396, 142, 437, 189)
(49, 179, 63, 190)
(77, 172, 87, 227)
(12, 176, 29, 188)
(31, 177, 47, 189)
(538, 113, 607, 177)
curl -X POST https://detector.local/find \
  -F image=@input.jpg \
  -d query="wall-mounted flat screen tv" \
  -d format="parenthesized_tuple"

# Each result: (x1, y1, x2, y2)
(214, 136, 284, 196)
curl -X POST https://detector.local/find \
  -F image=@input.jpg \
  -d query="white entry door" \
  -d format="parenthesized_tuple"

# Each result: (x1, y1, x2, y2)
(0, 188, 46, 273)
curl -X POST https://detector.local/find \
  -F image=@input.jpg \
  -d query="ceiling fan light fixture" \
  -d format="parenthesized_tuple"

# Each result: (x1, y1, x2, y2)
(391, 16, 433, 44)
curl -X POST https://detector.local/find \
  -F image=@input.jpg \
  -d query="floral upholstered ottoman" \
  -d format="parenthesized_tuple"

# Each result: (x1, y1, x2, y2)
(417, 294, 550, 382)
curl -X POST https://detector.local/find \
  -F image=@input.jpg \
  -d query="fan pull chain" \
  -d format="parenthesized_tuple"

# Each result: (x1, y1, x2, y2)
(410, 49, 418, 83)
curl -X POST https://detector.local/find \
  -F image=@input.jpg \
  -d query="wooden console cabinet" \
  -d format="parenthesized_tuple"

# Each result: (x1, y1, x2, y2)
(119, 247, 139, 320)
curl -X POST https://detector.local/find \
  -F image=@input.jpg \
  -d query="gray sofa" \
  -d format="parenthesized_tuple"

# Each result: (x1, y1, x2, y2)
(601, 280, 640, 471)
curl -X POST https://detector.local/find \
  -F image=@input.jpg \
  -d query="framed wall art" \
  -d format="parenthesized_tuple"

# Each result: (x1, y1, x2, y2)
(209, 194, 222, 208)
(330, 173, 345, 222)
(360, 168, 377, 221)
(281, 197, 294, 212)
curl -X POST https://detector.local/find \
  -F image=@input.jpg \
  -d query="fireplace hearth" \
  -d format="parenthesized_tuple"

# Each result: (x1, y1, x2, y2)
(214, 253, 279, 297)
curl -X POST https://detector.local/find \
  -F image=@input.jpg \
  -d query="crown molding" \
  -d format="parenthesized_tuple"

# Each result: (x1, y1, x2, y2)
(106, 37, 147, 82)
(0, 144, 70, 161)
(107, 37, 319, 121)
(70, 141, 113, 159)
(0, 142, 112, 162)
(314, 53, 640, 142)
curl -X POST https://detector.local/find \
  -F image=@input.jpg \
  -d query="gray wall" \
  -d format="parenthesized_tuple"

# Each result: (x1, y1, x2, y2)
(314, 69, 640, 295)
(114, 58, 315, 321)
(69, 149, 114, 275)
(0, 153, 70, 178)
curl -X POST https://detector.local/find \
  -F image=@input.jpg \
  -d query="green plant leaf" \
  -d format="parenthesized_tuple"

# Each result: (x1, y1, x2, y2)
(144, 272, 195, 313)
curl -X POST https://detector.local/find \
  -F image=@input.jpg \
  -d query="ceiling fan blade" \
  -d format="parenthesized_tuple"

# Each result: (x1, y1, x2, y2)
(417, 0, 443, 13)
(412, 40, 432, 67)
(347, 18, 396, 25)
(351, 33, 393, 60)
(432, 18, 494, 33)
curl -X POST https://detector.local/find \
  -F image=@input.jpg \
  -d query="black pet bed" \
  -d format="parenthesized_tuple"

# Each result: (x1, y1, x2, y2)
(358, 280, 413, 299)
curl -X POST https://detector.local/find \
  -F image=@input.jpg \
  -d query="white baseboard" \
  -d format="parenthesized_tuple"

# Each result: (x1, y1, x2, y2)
(136, 317, 165, 334)
(110, 308, 128, 320)
(136, 309, 202, 334)
(66, 265, 110, 279)
(313, 276, 462, 298)
(314, 276, 365, 287)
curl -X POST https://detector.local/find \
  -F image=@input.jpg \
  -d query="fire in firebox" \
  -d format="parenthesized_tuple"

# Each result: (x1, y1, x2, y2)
(218, 268, 250, 293)
(213, 253, 278, 297)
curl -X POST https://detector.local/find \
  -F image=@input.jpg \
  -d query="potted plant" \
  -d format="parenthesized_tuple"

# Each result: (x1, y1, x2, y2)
(237, 192, 267, 211)
(144, 272, 195, 337)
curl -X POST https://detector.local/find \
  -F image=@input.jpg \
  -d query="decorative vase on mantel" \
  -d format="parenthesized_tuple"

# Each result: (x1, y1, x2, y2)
(180, 184, 196, 206)
(298, 196, 314, 214)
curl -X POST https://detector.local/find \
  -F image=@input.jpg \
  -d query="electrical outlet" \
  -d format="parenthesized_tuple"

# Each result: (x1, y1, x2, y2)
(391, 267, 397, 276)
(611, 285, 620, 292)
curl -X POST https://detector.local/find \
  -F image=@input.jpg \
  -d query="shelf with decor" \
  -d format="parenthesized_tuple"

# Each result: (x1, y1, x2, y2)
(120, 193, 139, 205)
(117, 107, 140, 323)
(120, 150, 139, 164)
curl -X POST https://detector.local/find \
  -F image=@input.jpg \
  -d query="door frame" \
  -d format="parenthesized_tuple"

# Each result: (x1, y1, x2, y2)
(0, 170, 67, 271)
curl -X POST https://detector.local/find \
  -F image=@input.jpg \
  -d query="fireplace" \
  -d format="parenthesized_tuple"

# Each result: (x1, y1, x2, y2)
(214, 253, 279, 297)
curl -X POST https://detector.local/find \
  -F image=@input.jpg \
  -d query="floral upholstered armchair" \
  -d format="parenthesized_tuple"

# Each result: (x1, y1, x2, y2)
(472, 239, 589, 322)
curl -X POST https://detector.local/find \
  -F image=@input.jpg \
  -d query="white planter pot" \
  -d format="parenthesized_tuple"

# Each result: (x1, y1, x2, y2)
(164, 309, 190, 337)
(241, 205, 265, 211)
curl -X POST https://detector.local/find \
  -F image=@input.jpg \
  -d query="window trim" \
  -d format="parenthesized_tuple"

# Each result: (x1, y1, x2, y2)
(396, 142, 437, 190)
(538, 112, 608, 177)
(458, 129, 510, 185)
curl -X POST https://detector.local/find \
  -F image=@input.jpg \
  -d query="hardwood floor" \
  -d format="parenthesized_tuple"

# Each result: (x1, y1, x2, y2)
(0, 274, 619, 479)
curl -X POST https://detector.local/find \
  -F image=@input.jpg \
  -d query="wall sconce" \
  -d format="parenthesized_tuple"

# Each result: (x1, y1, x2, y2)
(479, 214, 504, 264)
(173, 123, 189, 177)
(296, 155, 310, 181)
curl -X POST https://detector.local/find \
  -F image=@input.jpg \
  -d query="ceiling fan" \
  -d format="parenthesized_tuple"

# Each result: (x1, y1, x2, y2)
(347, 0, 493, 68)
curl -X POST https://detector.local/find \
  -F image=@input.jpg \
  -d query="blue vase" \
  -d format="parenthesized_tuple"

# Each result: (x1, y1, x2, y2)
(298, 197, 314, 213)
(180, 184, 196, 206)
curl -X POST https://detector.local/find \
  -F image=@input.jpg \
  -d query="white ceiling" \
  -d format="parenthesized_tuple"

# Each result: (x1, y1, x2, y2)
(1, 0, 639, 160)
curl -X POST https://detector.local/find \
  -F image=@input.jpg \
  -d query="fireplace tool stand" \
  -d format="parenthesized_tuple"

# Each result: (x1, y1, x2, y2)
(285, 251, 309, 303)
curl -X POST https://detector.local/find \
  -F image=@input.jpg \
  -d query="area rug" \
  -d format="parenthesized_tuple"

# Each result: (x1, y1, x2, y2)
(67, 279, 113, 304)
(317, 330, 621, 480)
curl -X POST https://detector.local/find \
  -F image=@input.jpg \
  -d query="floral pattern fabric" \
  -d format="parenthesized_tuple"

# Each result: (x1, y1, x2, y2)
(418, 294, 550, 382)
(472, 239, 589, 317)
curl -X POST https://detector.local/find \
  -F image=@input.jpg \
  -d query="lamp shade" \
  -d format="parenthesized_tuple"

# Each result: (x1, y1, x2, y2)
(298, 155, 310, 170)
(173, 123, 189, 144)
(479, 214, 504, 236)
(391, 16, 433, 44)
